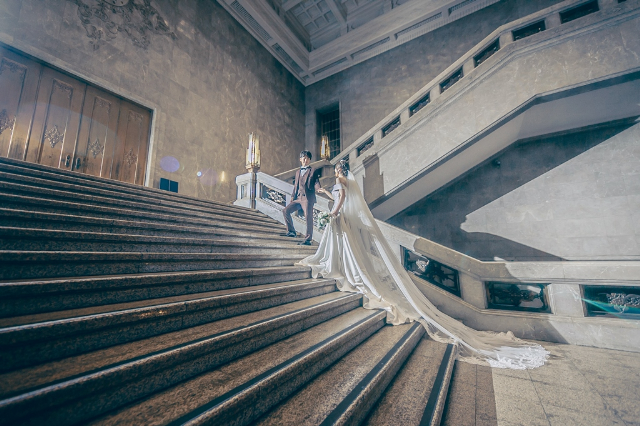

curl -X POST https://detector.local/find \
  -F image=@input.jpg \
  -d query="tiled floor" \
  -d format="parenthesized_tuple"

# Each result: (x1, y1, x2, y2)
(492, 342, 640, 426)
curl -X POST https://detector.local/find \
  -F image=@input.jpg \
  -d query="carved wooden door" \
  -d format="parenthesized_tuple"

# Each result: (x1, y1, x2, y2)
(0, 44, 152, 185)
(0, 46, 42, 160)
(111, 102, 151, 185)
(25, 67, 86, 169)
(75, 87, 122, 178)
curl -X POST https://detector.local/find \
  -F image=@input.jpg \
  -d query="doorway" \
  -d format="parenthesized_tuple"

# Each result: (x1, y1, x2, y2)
(0, 44, 151, 185)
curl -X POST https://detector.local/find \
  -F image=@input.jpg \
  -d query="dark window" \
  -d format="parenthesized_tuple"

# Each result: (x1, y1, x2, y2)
(159, 178, 178, 193)
(485, 282, 550, 313)
(560, 1, 599, 24)
(583, 285, 640, 319)
(474, 39, 500, 67)
(357, 136, 374, 157)
(318, 107, 340, 159)
(512, 20, 546, 41)
(402, 247, 460, 297)
(409, 93, 431, 117)
(440, 68, 463, 93)
(382, 117, 401, 138)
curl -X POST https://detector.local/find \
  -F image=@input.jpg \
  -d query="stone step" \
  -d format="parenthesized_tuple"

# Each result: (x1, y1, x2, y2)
(0, 266, 312, 318)
(87, 309, 386, 426)
(0, 157, 267, 221)
(255, 322, 424, 426)
(0, 208, 296, 242)
(364, 337, 455, 426)
(0, 278, 338, 371)
(0, 168, 278, 225)
(0, 181, 279, 231)
(0, 292, 363, 426)
(0, 193, 286, 237)
(0, 226, 314, 254)
(0, 251, 312, 280)
(441, 362, 498, 426)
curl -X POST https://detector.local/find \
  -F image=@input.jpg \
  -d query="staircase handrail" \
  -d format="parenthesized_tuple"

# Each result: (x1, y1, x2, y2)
(235, 170, 640, 349)
(235, 171, 640, 285)
(330, 0, 637, 172)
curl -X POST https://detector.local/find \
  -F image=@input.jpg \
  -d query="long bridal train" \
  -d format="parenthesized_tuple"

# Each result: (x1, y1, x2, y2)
(299, 172, 549, 370)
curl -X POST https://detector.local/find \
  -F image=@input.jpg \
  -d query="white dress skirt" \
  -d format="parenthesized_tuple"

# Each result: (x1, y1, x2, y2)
(298, 173, 549, 370)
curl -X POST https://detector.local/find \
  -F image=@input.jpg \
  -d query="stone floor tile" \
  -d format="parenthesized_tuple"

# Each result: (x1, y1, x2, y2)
(533, 381, 610, 414)
(492, 375, 540, 402)
(491, 367, 531, 380)
(543, 404, 626, 426)
(598, 393, 640, 425)
(529, 368, 595, 391)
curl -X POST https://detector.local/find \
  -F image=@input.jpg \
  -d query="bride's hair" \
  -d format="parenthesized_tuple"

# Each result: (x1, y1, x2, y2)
(336, 159, 349, 177)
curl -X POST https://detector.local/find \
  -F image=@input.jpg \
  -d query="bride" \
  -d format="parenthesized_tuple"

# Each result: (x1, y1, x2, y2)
(299, 160, 548, 369)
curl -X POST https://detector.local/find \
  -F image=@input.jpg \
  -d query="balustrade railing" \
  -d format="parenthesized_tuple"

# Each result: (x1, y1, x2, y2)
(235, 170, 640, 349)
(329, 0, 631, 172)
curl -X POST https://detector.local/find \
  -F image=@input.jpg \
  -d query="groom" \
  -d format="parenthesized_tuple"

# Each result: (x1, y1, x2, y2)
(282, 150, 322, 245)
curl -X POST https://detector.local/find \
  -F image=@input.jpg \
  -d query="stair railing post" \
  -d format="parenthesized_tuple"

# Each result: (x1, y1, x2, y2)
(245, 132, 261, 209)
(247, 166, 259, 209)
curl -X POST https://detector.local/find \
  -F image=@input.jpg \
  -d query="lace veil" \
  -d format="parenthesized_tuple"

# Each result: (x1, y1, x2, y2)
(305, 172, 549, 369)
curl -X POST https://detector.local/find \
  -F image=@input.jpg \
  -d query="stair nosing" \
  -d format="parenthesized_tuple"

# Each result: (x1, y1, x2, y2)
(0, 279, 338, 340)
(164, 309, 386, 426)
(0, 293, 361, 415)
(319, 322, 425, 426)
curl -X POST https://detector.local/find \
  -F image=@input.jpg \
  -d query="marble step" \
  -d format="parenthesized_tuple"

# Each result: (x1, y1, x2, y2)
(0, 168, 277, 225)
(0, 193, 286, 237)
(0, 278, 338, 371)
(88, 309, 387, 426)
(0, 157, 266, 221)
(364, 337, 456, 426)
(0, 266, 312, 318)
(255, 322, 424, 426)
(0, 292, 363, 426)
(441, 362, 498, 426)
(0, 181, 279, 230)
(0, 226, 315, 254)
(0, 251, 312, 280)
(0, 208, 297, 242)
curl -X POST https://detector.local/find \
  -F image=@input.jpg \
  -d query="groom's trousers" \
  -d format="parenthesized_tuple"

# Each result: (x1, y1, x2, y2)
(283, 199, 314, 241)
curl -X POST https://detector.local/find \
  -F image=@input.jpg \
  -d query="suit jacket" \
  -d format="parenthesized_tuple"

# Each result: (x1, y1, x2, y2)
(292, 166, 322, 205)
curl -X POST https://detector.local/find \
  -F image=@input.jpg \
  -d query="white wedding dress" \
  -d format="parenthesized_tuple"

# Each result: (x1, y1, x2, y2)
(298, 172, 549, 369)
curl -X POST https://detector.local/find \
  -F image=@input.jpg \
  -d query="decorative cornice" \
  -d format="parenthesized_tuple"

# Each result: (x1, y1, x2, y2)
(218, 0, 503, 85)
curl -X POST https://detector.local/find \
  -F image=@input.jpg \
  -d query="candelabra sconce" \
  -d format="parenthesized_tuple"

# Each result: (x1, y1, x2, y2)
(246, 132, 261, 209)
(320, 135, 330, 161)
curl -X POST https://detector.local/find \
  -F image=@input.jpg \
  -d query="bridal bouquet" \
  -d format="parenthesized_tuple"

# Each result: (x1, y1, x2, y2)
(316, 211, 331, 230)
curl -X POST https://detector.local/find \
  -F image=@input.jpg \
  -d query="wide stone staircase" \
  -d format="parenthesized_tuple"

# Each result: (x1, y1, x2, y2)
(0, 157, 494, 425)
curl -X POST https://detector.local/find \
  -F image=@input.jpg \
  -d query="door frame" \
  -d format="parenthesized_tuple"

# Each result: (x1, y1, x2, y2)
(0, 36, 159, 187)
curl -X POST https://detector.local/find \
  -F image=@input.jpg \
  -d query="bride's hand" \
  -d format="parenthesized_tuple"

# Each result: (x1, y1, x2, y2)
(329, 211, 338, 218)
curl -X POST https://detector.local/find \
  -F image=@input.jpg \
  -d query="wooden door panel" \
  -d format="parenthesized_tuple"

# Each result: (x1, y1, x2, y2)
(112, 102, 151, 185)
(25, 68, 86, 169)
(1, 43, 151, 185)
(0, 47, 42, 160)
(75, 87, 121, 178)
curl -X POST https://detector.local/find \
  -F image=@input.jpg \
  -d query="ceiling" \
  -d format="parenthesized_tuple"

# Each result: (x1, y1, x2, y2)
(217, 0, 502, 85)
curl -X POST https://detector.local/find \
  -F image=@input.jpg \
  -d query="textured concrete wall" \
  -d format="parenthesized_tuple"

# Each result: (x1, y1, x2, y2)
(0, 0, 305, 202)
(388, 120, 640, 261)
(304, 0, 563, 156)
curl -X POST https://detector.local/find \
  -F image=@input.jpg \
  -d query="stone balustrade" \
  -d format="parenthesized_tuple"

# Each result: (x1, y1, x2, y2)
(235, 170, 640, 352)
(328, 0, 640, 219)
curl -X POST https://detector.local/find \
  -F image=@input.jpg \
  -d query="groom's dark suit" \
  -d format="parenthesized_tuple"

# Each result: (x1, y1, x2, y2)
(283, 166, 322, 242)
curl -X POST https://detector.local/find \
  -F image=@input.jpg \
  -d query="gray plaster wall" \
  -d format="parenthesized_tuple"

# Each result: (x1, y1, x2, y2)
(0, 0, 305, 202)
(387, 120, 640, 261)
(304, 0, 563, 157)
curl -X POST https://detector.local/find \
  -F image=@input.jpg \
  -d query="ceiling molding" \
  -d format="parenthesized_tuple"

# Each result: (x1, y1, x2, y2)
(218, 0, 502, 86)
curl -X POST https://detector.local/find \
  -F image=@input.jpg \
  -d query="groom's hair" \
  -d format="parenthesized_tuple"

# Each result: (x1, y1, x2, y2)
(300, 150, 312, 160)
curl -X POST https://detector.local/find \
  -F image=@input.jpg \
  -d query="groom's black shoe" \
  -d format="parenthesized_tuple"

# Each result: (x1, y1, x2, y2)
(279, 232, 297, 237)
(297, 240, 311, 246)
